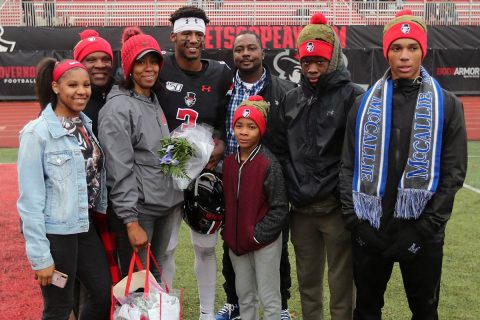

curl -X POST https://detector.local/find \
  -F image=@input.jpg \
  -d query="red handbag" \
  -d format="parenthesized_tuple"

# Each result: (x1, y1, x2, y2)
(110, 244, 183, 320)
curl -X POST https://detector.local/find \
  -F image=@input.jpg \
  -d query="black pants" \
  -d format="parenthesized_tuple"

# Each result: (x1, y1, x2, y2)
(107, 206, 132, 277)
(222, 223, 292, 309)
(42, 225, 112, 320)
(352, 240, 443, 320)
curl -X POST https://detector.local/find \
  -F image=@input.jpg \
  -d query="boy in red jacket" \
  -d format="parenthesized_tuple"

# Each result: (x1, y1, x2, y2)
(222, 95, 289, 320)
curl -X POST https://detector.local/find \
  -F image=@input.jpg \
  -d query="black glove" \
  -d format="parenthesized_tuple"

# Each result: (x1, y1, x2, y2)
(352, 221, 390, 254)
(382, 225, 423, 261)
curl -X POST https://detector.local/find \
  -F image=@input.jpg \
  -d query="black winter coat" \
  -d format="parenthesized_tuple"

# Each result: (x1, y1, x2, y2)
(270, 66, 364, 208)
(260, 71, 297, 150)
(339, 78, 467, 242)
(83, 81, 113, 136)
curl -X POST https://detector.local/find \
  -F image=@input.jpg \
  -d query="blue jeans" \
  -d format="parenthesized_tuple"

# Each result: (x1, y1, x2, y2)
(41, 224, 111, 320)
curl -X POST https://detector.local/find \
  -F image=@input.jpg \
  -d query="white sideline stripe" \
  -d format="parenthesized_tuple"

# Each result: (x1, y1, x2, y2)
(463, 183, 480, 194)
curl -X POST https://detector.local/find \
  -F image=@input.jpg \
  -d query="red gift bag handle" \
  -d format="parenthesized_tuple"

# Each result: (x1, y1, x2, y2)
(124, 244, 170, 299)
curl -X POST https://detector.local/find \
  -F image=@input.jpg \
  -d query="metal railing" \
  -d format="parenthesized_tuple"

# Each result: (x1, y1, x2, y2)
(1, 0, 479, 27)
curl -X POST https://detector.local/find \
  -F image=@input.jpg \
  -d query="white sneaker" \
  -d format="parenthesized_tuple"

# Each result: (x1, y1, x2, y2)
(281, 309, 292, 320)
(215, 303, 241, 320)
(199, 312, 215, 320)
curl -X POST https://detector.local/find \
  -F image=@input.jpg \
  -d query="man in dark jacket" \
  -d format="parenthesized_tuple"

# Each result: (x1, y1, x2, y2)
(216, 31, 296, 320)
(270, 13, 364, 320)
(339, 9, 467, 319)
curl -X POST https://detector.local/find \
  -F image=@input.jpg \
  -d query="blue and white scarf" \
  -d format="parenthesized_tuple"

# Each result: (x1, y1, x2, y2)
(352, 67, 444, 229)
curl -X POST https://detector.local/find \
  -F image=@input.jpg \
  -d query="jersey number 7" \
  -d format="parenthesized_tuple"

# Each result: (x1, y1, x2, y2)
(177, 108, 199, 129)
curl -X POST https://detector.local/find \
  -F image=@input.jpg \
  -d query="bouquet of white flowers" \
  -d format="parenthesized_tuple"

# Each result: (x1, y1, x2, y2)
(158, 124, 215, 190)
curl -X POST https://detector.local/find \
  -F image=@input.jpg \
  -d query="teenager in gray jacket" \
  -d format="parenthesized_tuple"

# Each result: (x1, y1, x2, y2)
(98, 27, 183, 281)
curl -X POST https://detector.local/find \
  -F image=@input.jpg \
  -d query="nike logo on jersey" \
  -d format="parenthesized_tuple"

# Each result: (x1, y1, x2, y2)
(166, 81, 183, 92)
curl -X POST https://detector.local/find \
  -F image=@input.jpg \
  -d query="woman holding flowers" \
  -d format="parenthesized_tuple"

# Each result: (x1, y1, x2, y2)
(98, 27, 183, 281)
(17, 58, 111, 319)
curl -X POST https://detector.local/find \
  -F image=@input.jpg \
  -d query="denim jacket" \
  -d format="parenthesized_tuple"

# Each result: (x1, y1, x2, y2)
(17, 104, 107, 270)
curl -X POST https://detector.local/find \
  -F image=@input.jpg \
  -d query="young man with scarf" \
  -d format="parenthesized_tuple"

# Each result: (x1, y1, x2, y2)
(270, 13, 364, 320)
(339, 9, 467, 319)
(216, 31, 296, 320)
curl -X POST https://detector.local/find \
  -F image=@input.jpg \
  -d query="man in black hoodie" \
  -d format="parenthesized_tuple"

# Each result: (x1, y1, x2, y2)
(270, 13, 364, 320)
(216, 31, 296, 320)
(339, 9, 467, 319)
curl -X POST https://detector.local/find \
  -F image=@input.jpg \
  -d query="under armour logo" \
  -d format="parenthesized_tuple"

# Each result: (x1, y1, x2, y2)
(356, 236, 366, 247)
(242, 109, 251, 118)
(201, 85, 211, 93)
(401, 23, 411, 34)
(185, 18, 199, 24)
(306, 42, 314, 52)
(326, 110, 335, 117)
(408, 243, 421, 254)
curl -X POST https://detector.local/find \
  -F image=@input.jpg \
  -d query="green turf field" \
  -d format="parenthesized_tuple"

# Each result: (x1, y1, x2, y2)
(2, 142, 479, 319)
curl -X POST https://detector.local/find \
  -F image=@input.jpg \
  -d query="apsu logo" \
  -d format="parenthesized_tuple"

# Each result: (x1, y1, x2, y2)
(401, 23, 411, 34)
(0, 26, 16, 52)
(272, 50, 302, 84)
(306, 42, 315, 52)
(184, 92, 197, 107)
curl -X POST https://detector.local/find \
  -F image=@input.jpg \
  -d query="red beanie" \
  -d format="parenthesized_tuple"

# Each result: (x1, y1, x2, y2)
(73, 30, 113, 63)
(121, 27, 163, 79)
(233, 95, 269, 136)
(297, 13, 335, 61)
(383, 9, 428, 60)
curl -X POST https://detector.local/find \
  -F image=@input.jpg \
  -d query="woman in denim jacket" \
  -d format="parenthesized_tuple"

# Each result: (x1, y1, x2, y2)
(17, 58, 111, 320)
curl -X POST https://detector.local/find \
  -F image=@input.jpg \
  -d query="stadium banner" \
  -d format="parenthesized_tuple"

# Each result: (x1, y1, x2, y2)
(0, 26, 479, 99)
(0, 50, 72, 100)
(0, 51, 42, 100)
(433, 49, 480, 95)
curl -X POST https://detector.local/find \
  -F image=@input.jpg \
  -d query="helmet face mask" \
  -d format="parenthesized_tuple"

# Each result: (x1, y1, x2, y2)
(183, 171, 225, 234)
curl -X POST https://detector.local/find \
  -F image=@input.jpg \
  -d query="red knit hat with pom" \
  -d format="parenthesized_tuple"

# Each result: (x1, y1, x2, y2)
(297, 13, 335, 61)
(383, 9, 428, 60)
(73, 29, 113, 63)
(121, 27, 163, 79)
(233, 95, 270, 136)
